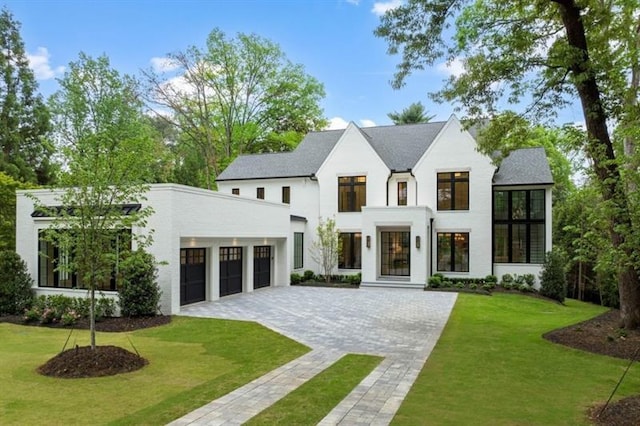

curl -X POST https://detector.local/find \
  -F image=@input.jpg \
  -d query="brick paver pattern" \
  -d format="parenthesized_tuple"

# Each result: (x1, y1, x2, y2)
(170, 286, 457, 425)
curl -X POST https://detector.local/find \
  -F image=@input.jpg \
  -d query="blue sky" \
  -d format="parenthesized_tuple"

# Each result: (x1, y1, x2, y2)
(8, 0, 584, 129)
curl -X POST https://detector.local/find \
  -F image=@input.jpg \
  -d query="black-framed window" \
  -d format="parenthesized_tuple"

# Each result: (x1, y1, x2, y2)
(437, 232, 469, 272)
(437, 172, 469, 210)
(339, 232, 361, 269)
(232, 188, 240, 195)
(293, 232, 304, 269)
(380, 231, 410, 276)
(338, 176, 366, 212)
(398, 181, 407, 206)
(282, 186, 290, 204)
(257, 187, 265, 199)
(38, 229, 131, 291)
(493, 189, 545, 263)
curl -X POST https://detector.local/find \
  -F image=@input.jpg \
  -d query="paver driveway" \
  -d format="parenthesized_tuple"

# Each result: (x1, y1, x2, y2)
(171, 286, 457, 425)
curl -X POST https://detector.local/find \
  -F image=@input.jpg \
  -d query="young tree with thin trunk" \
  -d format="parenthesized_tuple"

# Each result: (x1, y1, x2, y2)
(376, 0, 640, 328)
(42, 54, 155, 350)
(310, 217, 342, 284)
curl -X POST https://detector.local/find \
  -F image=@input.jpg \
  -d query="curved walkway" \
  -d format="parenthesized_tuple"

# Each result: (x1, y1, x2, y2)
(171, 286, 457, 425)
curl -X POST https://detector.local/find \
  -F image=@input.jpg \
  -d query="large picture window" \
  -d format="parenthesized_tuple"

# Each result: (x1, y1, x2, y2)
(437, 233, 469, 272)
(293, 232, 304, 269)
(437, 172, 469, 210)
(493, 189, 545, 263)
(38, 229, 131, 291)
(338, 176, 366, 212)
(380, 231, 410, 276)
(339, 232, 361, 269)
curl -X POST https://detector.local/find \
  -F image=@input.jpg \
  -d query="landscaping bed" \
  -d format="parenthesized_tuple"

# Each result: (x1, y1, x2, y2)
(0, 313, 170, 332)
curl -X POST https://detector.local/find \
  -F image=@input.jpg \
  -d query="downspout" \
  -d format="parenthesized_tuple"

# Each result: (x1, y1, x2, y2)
(386, 170, 394, 206)
(429, 217, 434, 278)
(409, 169, 417, 205)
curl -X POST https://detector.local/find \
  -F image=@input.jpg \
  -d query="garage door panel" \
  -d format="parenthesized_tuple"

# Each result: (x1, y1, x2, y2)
(180, 248, 206, 306)
(253, 246, 271, 289)
(220, 247, 242, 297)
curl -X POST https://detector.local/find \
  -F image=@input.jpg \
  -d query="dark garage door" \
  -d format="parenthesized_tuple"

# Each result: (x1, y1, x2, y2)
(253, 246, 271, 289)
(180, 248, 206, 306)
(220, 247, 243, 297)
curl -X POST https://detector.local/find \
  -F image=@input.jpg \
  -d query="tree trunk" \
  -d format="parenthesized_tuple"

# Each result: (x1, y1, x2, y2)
(553, 0, 640, 328)
(90, 286, 96, 350)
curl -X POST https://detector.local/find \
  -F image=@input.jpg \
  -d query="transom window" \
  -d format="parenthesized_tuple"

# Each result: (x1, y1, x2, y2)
(380, 231, 410, 276)
(398, 181, 407, 206)
(437, 232, 469, 272)
(339, 232, 361, 269)
(437, 172, 469, 210)
(338, 176, 366, 212)
(493, 189, 545, 263)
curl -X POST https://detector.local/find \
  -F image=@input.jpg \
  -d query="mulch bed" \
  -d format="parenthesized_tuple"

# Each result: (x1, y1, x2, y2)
(292, 281, 359, 289)
(544, 309, 640, 425)
(0, 314, 171, 332)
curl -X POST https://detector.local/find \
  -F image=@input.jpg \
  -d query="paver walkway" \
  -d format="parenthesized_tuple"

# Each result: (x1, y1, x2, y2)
(171, 286, 457, 425)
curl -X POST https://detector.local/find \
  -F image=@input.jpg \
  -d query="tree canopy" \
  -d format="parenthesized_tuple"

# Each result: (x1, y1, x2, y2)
(387, 101, 435, 124)
(143, 28, 327, 189)
(0, 8, 54, 185)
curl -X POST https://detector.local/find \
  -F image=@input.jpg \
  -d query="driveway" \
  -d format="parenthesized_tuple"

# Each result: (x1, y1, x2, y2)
(171, 286, 457, 425)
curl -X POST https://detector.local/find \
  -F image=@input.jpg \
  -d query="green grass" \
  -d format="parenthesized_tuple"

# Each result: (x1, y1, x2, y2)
(0, 316, 308, 425)
(246, 354, 383, 425)
(393, 293, 640, 425)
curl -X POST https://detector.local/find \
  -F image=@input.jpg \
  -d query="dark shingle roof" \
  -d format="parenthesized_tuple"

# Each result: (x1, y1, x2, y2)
(217, 121, 447, 181)
(493, 147, 554, 186)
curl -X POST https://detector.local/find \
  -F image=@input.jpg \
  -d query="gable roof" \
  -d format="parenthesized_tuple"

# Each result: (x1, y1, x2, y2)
(492, 147, 554, 186)
(216, 121, 447, 181)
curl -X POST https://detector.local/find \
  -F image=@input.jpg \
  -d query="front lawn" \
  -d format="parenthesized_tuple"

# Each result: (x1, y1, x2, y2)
(393, 293, 640, 425)
(0, 316, 308, 425)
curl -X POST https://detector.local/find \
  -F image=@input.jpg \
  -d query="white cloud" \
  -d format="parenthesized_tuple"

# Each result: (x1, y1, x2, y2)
(436, 57, 465, 78)
(371, 0, 403, 16)
(150, 56, 180, 73)
(360, 119, 376, 127)
(26, 47, 65, 80)
(326, 117, 349, 130)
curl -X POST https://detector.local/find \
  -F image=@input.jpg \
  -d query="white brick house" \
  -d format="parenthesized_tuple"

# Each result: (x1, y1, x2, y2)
(15, 115, 553, 314)
(217, 115, 554, 288)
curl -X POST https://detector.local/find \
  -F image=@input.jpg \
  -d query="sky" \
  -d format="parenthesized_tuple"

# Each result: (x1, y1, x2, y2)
(7, 0, 585, 130)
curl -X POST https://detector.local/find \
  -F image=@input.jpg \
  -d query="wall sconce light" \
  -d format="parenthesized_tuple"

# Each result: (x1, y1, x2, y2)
(366, 235, 371, 248)
(416, 235, 421, 249)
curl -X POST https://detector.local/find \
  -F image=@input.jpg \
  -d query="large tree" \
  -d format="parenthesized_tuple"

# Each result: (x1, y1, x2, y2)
(143, 28, 327, 189)
(376, 0, 640, 327)
(387, 101, 435, 124)
(43, 54, 156, 349)
(0, 8, 54, 184)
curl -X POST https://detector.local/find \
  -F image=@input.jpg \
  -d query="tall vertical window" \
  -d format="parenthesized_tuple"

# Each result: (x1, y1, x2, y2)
(437, 172, 469, 210)
(257, 187, 265, 199)
(338, 176, 366, 212)
(437, 233, 469, 272)
(339, 232, 362, 269)
(397, 181, 407, 206)
(493, 189, 545, 263)
(282, 186, 290, 204)
(232, 188, 240, 195)
(293, 232, 304, 269)
(380, 231, 410, 276)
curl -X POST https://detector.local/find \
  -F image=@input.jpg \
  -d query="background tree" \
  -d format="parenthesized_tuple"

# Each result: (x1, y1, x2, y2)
(387, 101, 434, 124)
(0, 8, 55, 185)
(43, 53, 156, 350)
(143, 28, 327, 189)
(0, 171, 34, 251)
(310, 217, 341, 284)
(376, 0, 640, 328)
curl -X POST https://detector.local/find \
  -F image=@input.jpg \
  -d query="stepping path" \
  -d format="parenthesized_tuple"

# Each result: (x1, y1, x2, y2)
(171, 286, 457, 425)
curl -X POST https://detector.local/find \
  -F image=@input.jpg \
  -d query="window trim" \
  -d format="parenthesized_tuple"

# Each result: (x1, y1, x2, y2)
(436, 232, 470, 272)
(437, 171, 469, 211)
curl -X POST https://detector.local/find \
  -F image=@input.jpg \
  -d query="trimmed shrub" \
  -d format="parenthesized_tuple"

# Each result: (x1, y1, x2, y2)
(485, 274, 498, 284)
(539, 250, 567, 303)
(523, 273, 536, 287)
(0, 250, 34, 315)
(290, 273, 302, 285)
(482, 283, 494, 291)
(500, 274, 514, 286)
(469, 283, 478, 290)
(118, 249, 161, 317)
(346, 273, 361, 285)
(427, 275, 442, 288)
(303, 270, 315, 282)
